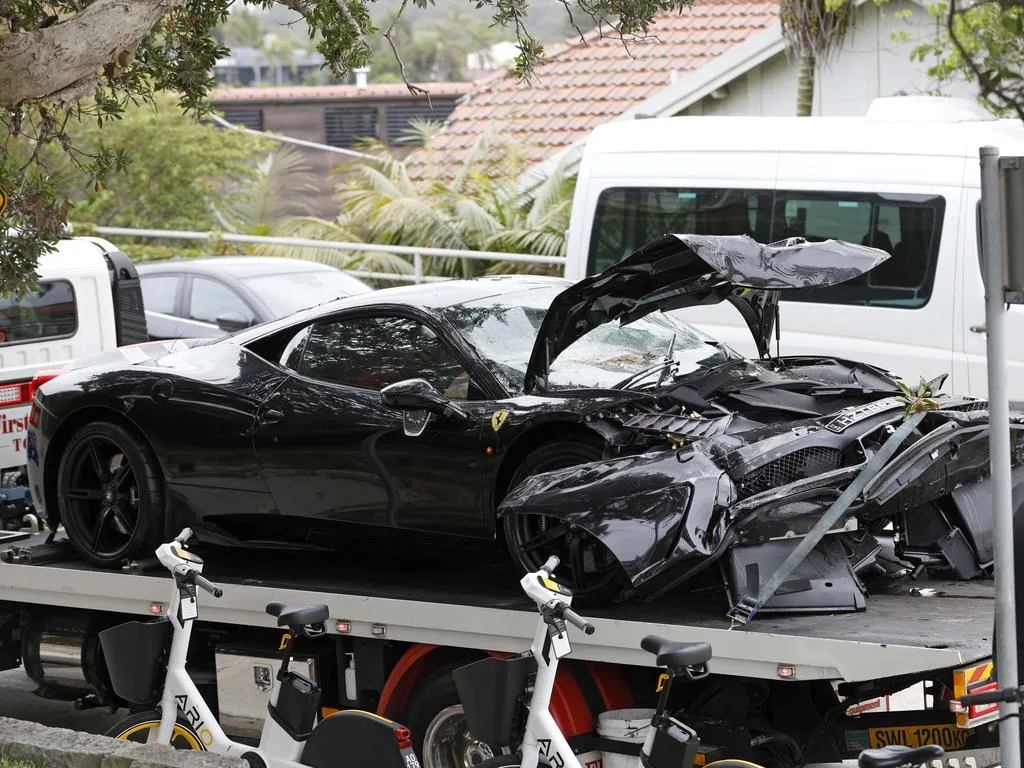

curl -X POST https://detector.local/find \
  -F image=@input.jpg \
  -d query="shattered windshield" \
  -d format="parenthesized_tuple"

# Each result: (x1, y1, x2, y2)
(444, 286, 740, 392)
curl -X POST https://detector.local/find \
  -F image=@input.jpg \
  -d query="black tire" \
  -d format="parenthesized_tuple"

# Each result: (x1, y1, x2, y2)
(502, 440, 627, 606)
(57, 420, 165, 567)
(405, 662, 509, 768)
(106, 709, 206, 749)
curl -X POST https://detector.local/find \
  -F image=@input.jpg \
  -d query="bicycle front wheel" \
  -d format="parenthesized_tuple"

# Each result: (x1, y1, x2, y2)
(106, 710, 207, 750)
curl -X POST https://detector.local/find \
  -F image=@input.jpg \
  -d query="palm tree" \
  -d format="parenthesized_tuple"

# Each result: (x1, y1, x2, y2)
(261, 125, 574, 283)
(214, 144, 320, 237)
(780, 0, 856, 116)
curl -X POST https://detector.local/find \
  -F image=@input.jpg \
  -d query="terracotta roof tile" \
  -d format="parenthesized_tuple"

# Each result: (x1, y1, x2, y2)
(407, 0, 778, 180)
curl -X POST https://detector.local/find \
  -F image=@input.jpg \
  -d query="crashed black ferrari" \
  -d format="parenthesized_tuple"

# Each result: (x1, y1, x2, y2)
(498, 233, 1024, 615)
(27, 232, 1024, 618)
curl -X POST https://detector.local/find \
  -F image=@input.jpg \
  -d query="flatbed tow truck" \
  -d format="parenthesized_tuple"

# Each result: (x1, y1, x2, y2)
(0, 529, 1005, 768)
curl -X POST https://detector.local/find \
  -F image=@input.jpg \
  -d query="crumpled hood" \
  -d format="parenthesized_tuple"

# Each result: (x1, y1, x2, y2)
(523, 234, 890, 393)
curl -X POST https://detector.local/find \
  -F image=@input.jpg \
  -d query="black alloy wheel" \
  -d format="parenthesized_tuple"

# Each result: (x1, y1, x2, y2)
(502, 440, 627, 606)
(57, 421, 165, 567)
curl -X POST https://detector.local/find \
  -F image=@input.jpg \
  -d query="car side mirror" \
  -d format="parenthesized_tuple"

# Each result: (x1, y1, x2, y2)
(216, 312, 253, 333)
(380, 378, 468, 437)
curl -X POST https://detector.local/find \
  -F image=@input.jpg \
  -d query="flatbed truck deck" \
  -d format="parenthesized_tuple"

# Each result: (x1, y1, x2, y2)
(0, 532, 1003, 768)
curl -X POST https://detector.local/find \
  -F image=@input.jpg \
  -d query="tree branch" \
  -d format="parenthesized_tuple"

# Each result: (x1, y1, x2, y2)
(383, 0, 428, 97)
(946, 0, 1024, 122)
(0, 0, 182, 106)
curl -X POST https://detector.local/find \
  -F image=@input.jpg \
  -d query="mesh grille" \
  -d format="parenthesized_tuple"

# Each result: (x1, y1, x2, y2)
(948, 400, 988, 413)
(739, 447, 846, 499)
(117, 284, 149, 345)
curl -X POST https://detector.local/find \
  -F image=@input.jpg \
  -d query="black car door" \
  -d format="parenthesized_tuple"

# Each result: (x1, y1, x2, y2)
(253, 309, 497, 538)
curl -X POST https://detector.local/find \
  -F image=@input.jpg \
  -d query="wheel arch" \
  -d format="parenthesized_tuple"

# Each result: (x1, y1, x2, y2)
(44, 405, 165, 530)
(492, 420, 606, 536)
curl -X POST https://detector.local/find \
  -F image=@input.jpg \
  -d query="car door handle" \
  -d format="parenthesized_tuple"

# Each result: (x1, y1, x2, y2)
(970, 324, 987, 334)
(260, 409, 284, 425)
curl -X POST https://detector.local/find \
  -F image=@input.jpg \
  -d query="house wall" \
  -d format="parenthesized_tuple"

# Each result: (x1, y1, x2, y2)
(210, 96, 463, 218)
(682, 0, 975, 117)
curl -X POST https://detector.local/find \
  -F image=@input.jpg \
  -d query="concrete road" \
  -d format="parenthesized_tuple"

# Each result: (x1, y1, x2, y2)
(0, 667, 122, 734)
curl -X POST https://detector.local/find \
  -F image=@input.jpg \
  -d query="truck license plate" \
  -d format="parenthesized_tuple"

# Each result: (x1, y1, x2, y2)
(867, 725, 973, 750)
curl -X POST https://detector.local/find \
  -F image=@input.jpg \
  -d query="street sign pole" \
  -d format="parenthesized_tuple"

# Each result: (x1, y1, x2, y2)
(980, 145, 1021, 768)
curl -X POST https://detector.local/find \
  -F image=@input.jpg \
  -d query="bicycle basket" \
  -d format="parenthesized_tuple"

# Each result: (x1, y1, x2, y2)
(99, 618, 172, 705)
(452, 653, 536, 746)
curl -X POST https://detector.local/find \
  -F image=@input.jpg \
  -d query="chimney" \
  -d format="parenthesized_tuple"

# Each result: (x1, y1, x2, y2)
(354, 67, 369, 88)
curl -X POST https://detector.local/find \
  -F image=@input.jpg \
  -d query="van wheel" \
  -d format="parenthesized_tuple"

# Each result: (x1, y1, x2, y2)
(405, 663, 509, 768)
(57, 421, 165, 567)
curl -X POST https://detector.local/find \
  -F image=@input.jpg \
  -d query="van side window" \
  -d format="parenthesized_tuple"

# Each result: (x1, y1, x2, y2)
(588, 188, 773, 272)
(589, 187, 944, 309)
(0, 280, 77, 346)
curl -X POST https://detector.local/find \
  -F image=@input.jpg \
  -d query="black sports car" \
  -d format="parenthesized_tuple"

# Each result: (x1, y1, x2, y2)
(25, 234, 1024, 611)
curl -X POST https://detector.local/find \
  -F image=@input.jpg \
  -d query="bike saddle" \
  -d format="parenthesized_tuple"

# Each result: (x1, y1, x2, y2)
(858, 745, 945, 768)
(266, 601, 329, 628)
(641, 635, 712, 668)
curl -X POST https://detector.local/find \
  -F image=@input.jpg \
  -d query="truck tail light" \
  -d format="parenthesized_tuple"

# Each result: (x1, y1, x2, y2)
(0, 382, 31, 408)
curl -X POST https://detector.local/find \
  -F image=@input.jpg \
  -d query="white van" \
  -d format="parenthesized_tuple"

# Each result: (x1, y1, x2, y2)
(563, 95, 1024, 402)
(0, 237, 146, 513)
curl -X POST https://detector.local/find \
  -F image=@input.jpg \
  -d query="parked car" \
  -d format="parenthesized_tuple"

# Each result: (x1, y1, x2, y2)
(25, 234, 1023, 612)
(137, 256, 372, 339)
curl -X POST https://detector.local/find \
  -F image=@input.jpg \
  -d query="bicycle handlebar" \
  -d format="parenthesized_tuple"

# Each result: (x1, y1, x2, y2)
(192, 571, 223, 598)
(563, 606, 595, 635)
(174, 528, 194, 545)
(960, 688, 1018, 706)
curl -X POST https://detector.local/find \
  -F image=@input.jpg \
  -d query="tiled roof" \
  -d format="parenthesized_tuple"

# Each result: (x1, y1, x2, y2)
(211, 83, 472, 103)
(408, 0, 779, 180)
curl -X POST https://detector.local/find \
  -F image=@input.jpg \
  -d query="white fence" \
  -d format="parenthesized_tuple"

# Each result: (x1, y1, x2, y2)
(88, 226, 568, 284)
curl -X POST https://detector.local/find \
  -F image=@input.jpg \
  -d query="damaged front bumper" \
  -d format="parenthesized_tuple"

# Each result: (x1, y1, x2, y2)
(499, 404, 1024, 615)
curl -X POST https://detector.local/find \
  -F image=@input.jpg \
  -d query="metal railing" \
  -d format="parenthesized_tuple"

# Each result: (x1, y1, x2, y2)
(86, 226, 568, 284)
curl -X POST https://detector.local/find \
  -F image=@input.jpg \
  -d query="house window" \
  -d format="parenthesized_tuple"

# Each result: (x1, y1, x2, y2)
(219, 106, 263, 131)
(324, 107, 378, 147)
(385, 105, 456, 145)
(589, 187, 945, 309)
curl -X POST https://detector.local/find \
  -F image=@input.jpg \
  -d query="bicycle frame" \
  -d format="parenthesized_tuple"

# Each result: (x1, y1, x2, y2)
(153, 543, 308, 767)
(515, 567, 658, 768)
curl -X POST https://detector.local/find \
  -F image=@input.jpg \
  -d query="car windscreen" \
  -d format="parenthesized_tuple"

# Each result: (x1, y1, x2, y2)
(443, 287, 739, 392)
(242, 270, 372, 317)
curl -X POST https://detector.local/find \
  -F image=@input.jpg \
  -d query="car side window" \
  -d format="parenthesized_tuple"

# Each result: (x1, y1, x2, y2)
(294, 315, 482, 399)
(189, 277, 256, 325)
(140, 275, 182, 316)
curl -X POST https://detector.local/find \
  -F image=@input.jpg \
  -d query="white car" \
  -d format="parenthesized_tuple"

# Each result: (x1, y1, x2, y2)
(137, 256, 373, 339)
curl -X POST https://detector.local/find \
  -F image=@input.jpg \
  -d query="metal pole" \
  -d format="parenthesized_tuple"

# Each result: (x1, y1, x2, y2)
(981, 145, 1021, 767)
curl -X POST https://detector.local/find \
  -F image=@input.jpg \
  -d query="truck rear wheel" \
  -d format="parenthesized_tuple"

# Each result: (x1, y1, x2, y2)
(57, 421, 165, 567)
(107, 710, 206, 749)
(405, 663, 509, 768)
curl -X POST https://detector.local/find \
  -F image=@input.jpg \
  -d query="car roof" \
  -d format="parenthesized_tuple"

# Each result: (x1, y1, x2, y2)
(231, 274, 571, 343)
(328, 274, 570, 311)
(137, 256, 337, 278)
